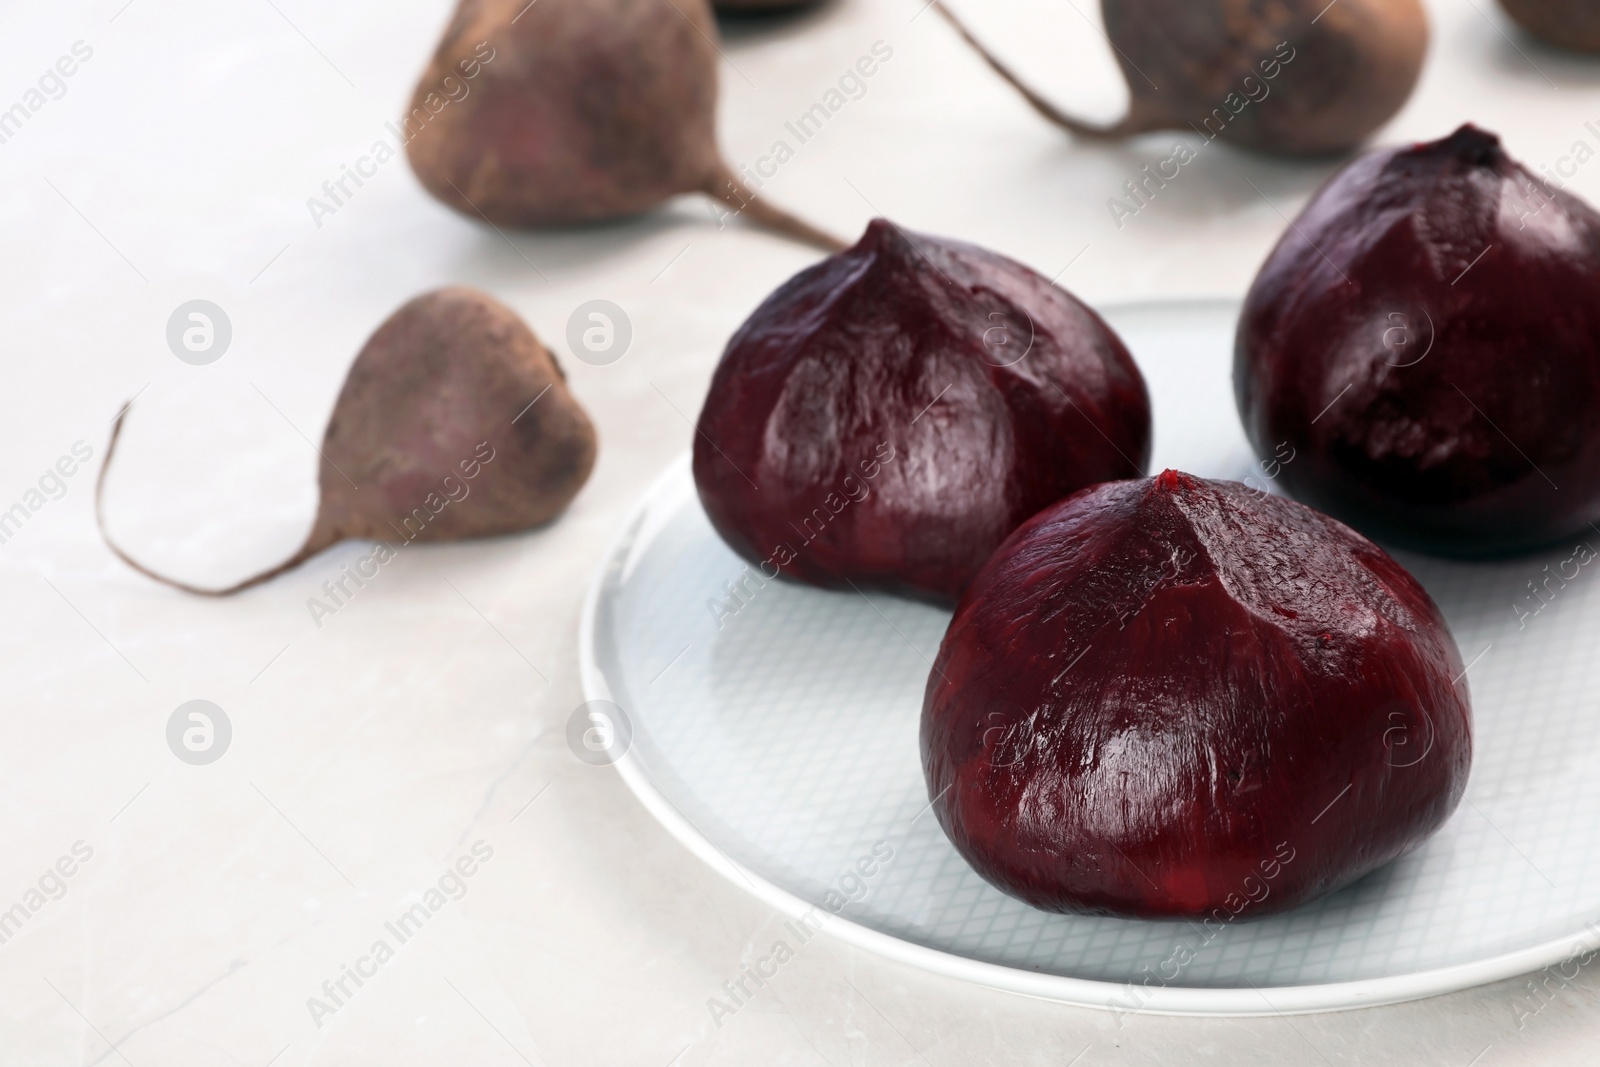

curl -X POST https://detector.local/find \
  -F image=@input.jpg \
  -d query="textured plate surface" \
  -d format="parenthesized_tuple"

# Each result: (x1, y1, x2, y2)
(580, 300, 1600, 1014)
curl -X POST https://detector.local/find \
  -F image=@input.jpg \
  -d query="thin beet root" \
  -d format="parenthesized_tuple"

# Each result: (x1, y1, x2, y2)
(98, 288, 598, 596)
(935, 0, 1428, 156)
(405, 0, 844, 252)
(1499, 0, 1600, 51)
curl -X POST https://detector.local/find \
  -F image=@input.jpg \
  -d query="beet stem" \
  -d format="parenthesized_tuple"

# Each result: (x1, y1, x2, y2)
(96, 403, 331, 597)
(705, 162, 847, 252)
(932, 1, 1155, 140)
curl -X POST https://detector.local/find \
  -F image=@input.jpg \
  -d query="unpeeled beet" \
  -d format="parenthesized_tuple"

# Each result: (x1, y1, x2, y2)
(936, 0, 1427, 156)
(98, 288, 597, 594)
(922, 471, 1471, 918)
(693, 219, 1151, 606)
(406, 0, 841, 250)
(1499, 0, 1600, 52)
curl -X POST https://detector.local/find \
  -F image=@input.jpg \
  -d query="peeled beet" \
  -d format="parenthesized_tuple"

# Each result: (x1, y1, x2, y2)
(98, 288, 597, 594)
(406, 0, 842, 250)
(937, 0, 1427, 155)
(693, 218, 1151, 606)
(1237, 124, 1600, 556)
(922, 471, 1471, 918)
(1499, 0, 1600, 52)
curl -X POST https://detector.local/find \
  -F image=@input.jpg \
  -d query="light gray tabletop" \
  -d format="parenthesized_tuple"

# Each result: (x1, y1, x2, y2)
(1, 0, 1595, 1063)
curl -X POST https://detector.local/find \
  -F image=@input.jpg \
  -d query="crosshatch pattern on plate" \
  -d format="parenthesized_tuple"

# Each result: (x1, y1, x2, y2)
(593, 305, 1600, 989)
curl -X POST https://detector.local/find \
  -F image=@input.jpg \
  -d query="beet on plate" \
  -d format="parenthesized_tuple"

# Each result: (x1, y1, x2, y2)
(694, 219, 1151, 606)
(921, 472, 1472, 918)
(1237, 124, 1600, 556)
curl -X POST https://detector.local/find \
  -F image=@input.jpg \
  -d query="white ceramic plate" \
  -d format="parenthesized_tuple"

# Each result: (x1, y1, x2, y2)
(579, 300, 1600, 1015)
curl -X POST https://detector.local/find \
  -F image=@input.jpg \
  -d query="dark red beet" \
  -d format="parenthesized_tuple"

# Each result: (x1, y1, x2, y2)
(693, 219, 1151, 606)
(1236, 124, 1600, 556)
(922, 472, 1471, 918)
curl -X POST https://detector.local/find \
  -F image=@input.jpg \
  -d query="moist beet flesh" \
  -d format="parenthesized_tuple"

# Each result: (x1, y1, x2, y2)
(921, 471, 1472, 918)
(693, 219, 1151, 606)
(1236, 124, 1600, 556)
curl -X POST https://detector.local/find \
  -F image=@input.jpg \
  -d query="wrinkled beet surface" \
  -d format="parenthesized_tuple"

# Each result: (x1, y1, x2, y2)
(922, 472, 1471, 918)
(1236, 124, 1600, 555)
(693, 219, 1151, 605)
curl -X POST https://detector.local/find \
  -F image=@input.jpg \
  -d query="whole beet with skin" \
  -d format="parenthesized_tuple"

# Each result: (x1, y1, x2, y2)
(406, 0, 841, 250)
(310, 288, 596, 546)
(936, 0, 1427, 156)
(1237, 124, 1600, 556)
(922, 471, 1471, 918)
(715, 0, 817, 9)
(1499, 0, 1600, 52)
(693, 219, 1151, 606)
(99, 288, 597, 594)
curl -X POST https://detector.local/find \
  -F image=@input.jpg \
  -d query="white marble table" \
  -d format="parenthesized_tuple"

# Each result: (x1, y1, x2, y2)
(3, 0, 1598, 1062)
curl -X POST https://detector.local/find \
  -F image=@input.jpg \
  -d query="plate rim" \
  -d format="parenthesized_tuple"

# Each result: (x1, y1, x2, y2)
(577, 306, 1593, 1016)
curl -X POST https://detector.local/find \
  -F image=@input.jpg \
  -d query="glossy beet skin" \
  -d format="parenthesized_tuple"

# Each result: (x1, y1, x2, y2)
(922, 472, 1471, 918)
(1237, 125, 1600, 556)
(693, 219, 1151, 606)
